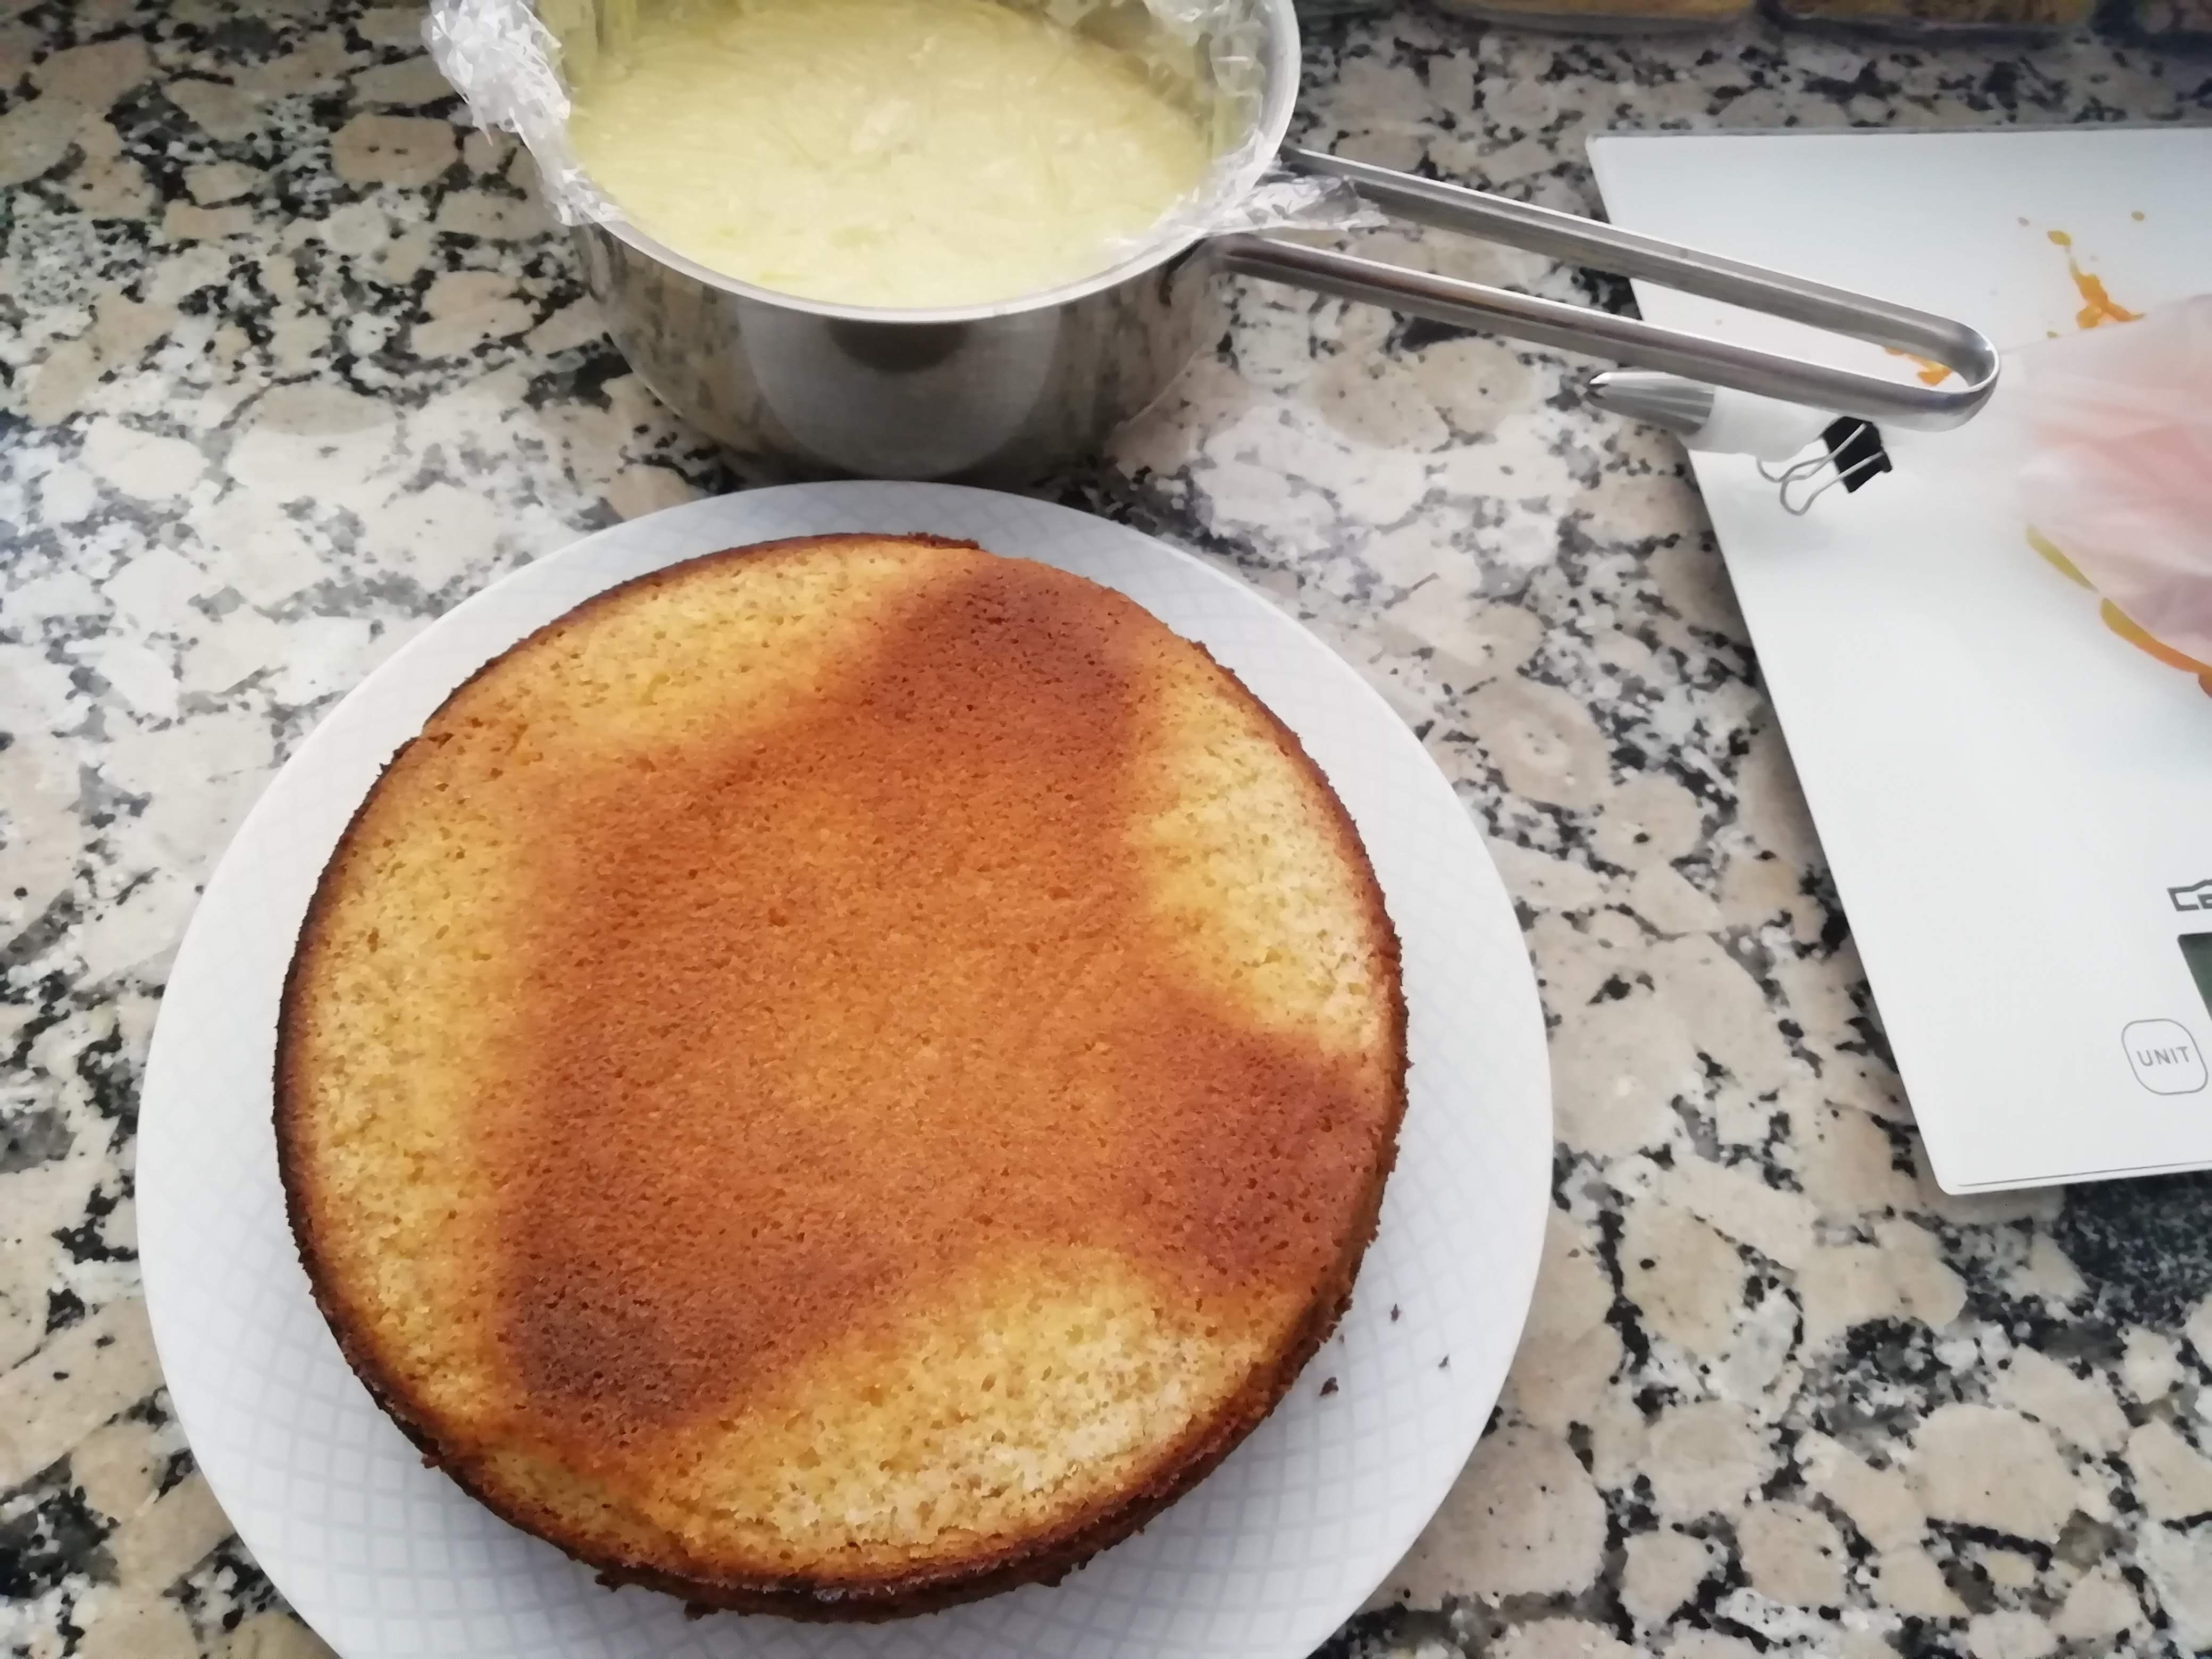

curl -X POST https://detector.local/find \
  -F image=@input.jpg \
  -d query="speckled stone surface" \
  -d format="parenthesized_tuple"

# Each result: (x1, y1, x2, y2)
(5, 0, 2212, 1653)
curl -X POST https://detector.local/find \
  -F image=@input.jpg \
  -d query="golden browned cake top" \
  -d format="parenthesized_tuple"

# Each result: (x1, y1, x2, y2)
(278, 533, 1405, 1611)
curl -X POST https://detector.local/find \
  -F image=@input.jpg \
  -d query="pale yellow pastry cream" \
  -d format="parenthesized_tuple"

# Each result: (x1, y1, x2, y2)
(567, 0, 1214, 309)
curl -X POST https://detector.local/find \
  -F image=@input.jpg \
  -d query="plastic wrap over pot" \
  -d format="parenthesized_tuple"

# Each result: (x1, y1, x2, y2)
(422, 0, 1374, 254)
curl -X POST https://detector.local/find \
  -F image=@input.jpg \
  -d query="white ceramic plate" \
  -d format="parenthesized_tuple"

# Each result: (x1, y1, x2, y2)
(138, 483, 1551, 1659)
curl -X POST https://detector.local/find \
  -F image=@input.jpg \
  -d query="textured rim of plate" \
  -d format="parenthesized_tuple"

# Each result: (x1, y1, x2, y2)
(138, 482, 1551, 1659)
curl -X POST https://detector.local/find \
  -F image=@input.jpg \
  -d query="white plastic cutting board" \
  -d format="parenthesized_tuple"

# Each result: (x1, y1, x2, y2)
(1590, 127, 2212, 1192)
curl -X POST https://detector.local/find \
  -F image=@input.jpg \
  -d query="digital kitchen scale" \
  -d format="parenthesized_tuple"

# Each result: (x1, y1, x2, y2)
(1591, 127, 2212, 1192)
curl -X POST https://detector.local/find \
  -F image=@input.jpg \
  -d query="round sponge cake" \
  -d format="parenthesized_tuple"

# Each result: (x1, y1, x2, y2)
(276, 533, 1406, 1618)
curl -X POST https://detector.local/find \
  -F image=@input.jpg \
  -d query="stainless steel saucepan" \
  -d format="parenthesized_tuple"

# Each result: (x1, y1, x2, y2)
(566, 0, 1997, 482)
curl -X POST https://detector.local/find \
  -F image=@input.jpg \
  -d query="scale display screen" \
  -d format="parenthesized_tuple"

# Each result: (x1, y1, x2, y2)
(2184, 933, 2212, 1021)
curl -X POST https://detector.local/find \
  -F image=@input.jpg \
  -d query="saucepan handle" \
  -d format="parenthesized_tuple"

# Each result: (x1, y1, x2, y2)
(1214, 147, 1998, 432)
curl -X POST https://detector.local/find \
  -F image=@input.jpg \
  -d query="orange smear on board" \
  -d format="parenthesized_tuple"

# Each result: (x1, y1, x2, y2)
(2019, 245, 2191, 696)
(1884, 347, 1955, 386)
(2100, 599, 2212, 684)
(2027, 529, 2093, 589)
(2073, 270, 2141, 330)
(2027, 532, 2212, 700)
(2043, 227, 2142, 330)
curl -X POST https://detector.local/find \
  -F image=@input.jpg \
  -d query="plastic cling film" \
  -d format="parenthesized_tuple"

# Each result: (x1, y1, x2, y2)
(1112, 0, 1384, 250)
(1144, 164, 1382, 247)
(423, 0, 1374, 296)
(423, 0, 619, 227)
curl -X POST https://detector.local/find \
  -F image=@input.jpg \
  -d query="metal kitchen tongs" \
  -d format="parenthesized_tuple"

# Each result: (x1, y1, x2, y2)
(1218, 148, 1999, 432)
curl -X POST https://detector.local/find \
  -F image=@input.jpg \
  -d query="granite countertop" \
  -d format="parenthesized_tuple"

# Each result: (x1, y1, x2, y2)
(5, 0, 2212, 1653)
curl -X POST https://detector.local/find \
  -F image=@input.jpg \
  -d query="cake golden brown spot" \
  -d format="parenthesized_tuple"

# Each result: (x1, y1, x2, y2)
(278, 534, 1405, 1617)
